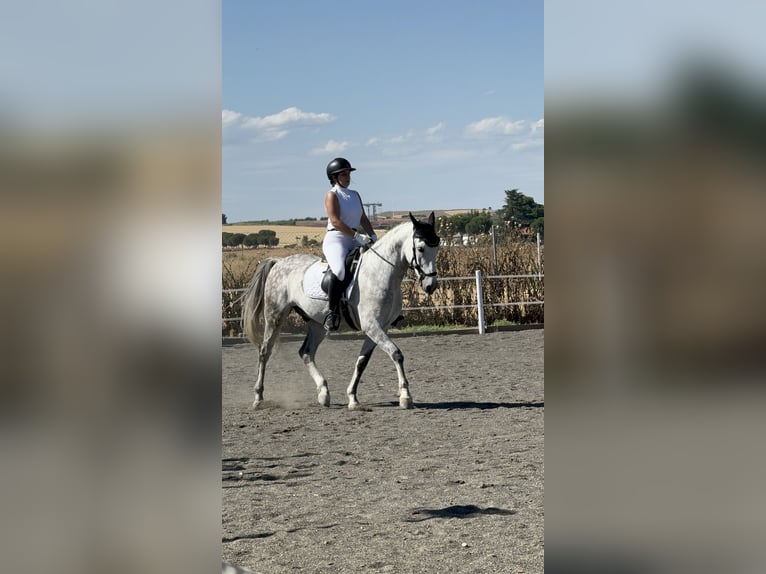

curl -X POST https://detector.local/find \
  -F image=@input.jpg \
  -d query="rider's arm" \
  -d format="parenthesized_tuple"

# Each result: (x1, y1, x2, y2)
(356, 195, 377, 240)
(359, 212, 375, 237)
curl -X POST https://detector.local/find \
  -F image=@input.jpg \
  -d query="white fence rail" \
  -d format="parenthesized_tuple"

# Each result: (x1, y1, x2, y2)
(222, 270, 543, 336)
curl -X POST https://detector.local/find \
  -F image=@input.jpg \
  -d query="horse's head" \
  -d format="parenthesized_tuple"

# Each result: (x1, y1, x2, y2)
(408, 211, 440, 295)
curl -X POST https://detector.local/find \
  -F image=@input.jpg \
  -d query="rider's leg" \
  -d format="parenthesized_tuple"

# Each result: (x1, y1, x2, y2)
(321, 231, 348, 332)
(323, 271, 343, 331)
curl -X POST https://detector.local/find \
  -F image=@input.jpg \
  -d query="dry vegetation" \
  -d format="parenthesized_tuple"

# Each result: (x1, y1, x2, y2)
(223, 224, 326, 246)
(222, 227, 543, 335)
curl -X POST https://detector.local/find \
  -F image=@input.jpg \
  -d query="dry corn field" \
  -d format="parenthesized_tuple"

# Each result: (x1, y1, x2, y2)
(222, 228, 543, 335)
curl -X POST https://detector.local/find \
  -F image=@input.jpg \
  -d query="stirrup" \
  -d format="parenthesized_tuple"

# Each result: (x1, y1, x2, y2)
(323, 311, 340, 331)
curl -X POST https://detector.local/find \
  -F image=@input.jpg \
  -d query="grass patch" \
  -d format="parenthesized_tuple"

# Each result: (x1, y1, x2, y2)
(491, 319, 519, 327)
(392, 324, 474, 333)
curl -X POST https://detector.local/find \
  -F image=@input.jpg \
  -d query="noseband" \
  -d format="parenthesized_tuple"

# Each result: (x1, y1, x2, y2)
(365, 225, 440, 282)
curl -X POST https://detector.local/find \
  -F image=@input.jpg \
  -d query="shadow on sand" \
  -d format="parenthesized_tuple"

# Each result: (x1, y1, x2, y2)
(373, 400, 543, 410)
(404, 504, 517, 522)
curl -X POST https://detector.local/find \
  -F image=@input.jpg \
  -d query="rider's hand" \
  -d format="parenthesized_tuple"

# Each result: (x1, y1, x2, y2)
(370, 233, 378, 243)
(353, 231, 373, 247)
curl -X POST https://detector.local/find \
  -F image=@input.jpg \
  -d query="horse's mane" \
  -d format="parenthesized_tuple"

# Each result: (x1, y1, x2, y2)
(376, 214, 439, 248)
(376, 220, 413, 246)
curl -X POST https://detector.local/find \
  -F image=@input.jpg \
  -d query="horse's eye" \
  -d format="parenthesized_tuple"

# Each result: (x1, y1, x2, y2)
(418, 247, 425, 253)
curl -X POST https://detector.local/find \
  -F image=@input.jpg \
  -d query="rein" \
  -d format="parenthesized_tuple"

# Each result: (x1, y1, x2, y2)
(365, 244, 396, 268)
(364, 232, 438, 282)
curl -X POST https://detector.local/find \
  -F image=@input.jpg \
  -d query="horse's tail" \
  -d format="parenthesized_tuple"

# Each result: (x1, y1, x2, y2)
(241, 258, 279, 345)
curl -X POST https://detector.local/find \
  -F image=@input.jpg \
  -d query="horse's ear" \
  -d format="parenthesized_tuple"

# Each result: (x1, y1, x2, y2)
(427, 211, 435, 227)
(409, 212, 417, 225)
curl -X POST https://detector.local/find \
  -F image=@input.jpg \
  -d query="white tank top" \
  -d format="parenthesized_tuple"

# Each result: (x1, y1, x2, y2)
(326, 185, 364, 230)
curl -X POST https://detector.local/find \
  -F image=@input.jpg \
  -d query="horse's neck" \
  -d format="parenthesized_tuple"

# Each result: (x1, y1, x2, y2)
(376, 223, 411, 268)
(365, 223, 411, 280)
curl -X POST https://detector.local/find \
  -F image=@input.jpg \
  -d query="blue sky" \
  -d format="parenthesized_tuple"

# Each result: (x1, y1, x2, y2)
(223, 0, 543, 222)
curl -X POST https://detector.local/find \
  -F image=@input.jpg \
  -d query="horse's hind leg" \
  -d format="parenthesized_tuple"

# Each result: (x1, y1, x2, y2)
(253, 312, 286, 408)
(298, 322, 330, 407)
(347, 337, 377, 410)
(253, 332, 275, 408)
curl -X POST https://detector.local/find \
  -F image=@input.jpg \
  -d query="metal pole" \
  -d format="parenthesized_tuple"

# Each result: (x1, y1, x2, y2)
(536, 232, 542, 278)
(475, 269, 486, 335)
(491, 225, 498, 304)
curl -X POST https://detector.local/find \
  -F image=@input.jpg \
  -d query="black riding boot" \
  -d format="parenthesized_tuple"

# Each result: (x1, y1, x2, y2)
(323, 272, 343, 331)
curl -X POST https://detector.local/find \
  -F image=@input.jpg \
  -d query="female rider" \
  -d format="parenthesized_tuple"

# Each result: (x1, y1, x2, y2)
(322, 157, 377, 331)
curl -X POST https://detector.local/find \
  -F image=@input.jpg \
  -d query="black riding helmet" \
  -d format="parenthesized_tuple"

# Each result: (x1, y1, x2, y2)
(326, 157, 356, 181)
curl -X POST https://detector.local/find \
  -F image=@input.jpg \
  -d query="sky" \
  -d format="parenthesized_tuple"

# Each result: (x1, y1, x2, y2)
(545, 0, 766, 101)
(223, 0, 543, 222)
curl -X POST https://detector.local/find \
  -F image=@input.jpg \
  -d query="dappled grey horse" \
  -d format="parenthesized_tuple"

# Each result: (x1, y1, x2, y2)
(241, 212, 440, 409)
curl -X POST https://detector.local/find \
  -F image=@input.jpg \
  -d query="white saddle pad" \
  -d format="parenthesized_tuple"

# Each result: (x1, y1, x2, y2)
(302, 260, 358, 302)
(303, 260, 330, 300)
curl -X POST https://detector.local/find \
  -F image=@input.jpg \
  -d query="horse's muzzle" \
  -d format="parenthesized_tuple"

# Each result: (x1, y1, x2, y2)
(422, 277, 438, 295)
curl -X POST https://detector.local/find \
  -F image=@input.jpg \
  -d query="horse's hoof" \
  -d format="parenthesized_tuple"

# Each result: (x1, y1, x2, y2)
(252, 400, 262, 409)
(399, 396, 413, 409)
(317, 391, 331, 407)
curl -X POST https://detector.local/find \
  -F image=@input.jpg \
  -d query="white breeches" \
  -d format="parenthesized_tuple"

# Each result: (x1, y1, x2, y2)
(322, 230, 355, 281)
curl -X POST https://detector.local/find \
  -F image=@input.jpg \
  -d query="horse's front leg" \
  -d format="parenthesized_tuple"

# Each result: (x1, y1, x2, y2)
(347, 337, 377, 409)
(363, 325, 413, 409)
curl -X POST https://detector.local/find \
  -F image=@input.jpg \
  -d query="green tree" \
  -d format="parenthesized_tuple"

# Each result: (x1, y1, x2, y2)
(254, 229, 279, 247)
(443, 210, 492, 235)
(243, 233, 260, 247)
(498, 189, 543, 226)
(222, 213, 228, 224)
(256, 229, 277, 241)
(229, 233, 246, 248)
(450, 214, 466, 234)
(465, 213, 493, 235)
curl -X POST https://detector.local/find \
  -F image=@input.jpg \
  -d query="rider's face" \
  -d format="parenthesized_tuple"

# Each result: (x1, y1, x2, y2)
(336, 170, 351, 186)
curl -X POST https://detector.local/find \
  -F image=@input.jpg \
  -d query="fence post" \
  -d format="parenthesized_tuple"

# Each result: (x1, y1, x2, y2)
(537, 232, 542, 279)
(475, 269, 486, 335)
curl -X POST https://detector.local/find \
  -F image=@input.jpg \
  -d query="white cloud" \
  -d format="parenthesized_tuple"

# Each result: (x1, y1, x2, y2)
(426, 122, 445, 136)
(242, 106, 335, 130)
(389, 134, 409, 145)
(511, 138, 544, 151)
(464, 116, 527, 138)
(310, 139, 350, 156)
(366, 125, 443, 148)
(531, 118, 544, 133)
(222, 106, 336, 144)
(222, 109, 242, 128)
(425, 122, 446, 143)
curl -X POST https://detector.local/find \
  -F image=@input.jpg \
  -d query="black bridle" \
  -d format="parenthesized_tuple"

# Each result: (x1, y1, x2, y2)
(365, 230, 440, 283)
(409, 233, 439, 282)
